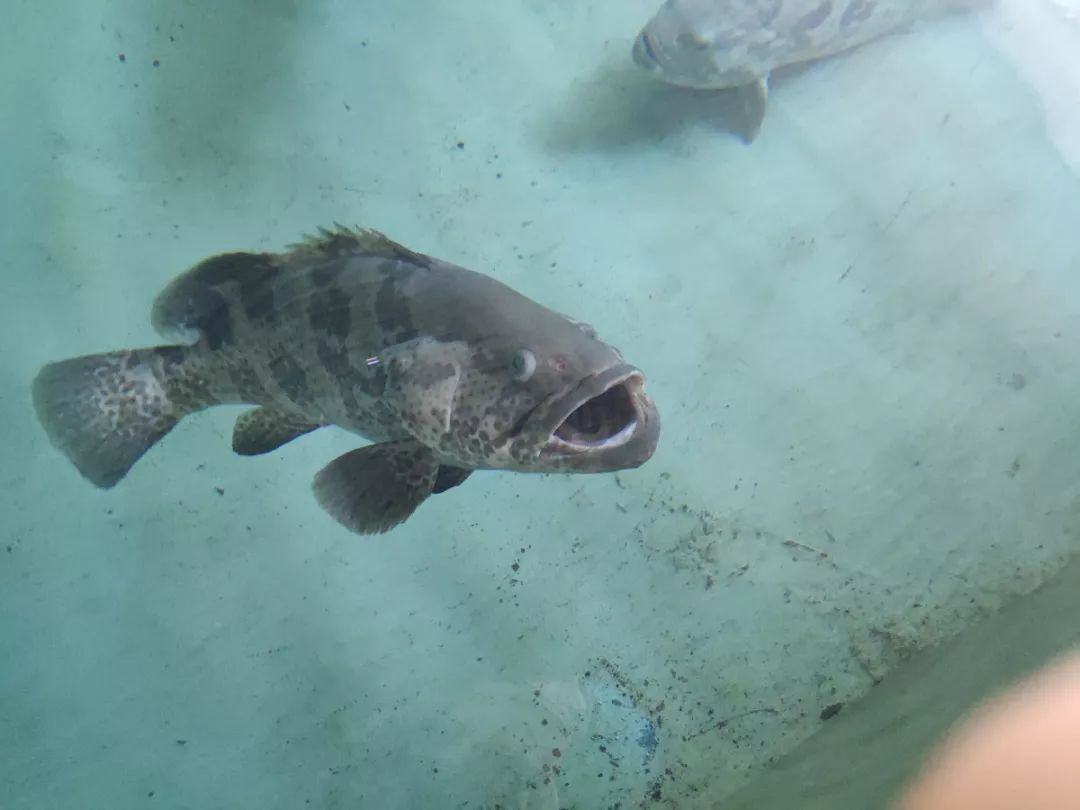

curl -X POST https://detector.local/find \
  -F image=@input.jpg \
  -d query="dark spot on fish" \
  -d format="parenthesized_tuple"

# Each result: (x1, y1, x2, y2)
(840, 0, 874, 29)
(374, 273, 415, 335)
(118, 53, 126, 62)
(188, 252, 269, 288)
(308, 288, 351, 341)
(332, 374, 363, 420)
(154, 343, 185, 362)
(222, 357, 265, 402)
(413, 361, 455, 388)
(795, 0, 834, 33)
(310, 262, 344, 288)
(353, 362, 386, 398)
(157, 253, 277, 346)
(311, 338, 349, 381)
(237, 275, 276, 322)
(183, 252, 279, 324)
(268, 353, 308, 404)
(507, 401, 542, 439)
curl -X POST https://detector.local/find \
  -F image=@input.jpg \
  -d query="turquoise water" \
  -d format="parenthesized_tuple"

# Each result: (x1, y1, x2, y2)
(3, 1, 1080, 808)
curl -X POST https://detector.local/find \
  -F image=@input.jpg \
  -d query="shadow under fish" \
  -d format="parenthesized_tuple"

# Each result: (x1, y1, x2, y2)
(542, 60, 779, 153)
(31, 226, 660, 535)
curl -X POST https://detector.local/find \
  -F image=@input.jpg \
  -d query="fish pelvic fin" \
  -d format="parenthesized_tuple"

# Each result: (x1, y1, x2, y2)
(31, 345, 201, 488)
(232, 407, 322, 456)
(432, 465, 472, 494)
(312, 439, 465, 534)
(734, 76, 769, 144)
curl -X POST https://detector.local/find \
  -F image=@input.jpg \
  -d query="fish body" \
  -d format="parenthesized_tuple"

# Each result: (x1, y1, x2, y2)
(632, 0, 990, 140)
(32, 227, 660, 534)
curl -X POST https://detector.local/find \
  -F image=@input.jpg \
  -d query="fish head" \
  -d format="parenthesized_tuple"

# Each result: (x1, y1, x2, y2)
(384, 278, 660, 474)
(450, 311, 660, 474)
(632, 0, 779, 89)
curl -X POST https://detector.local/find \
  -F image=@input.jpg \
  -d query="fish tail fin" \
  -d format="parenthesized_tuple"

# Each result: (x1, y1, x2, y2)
(31, 345, 201, 488)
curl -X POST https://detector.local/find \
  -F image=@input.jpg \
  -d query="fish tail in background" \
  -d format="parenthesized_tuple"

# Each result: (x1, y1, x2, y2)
(31, 345, 203, 488)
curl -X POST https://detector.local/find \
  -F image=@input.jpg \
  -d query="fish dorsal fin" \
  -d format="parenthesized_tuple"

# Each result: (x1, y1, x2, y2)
(286, 223, 433, 268)
(151, 226, 432, 346)
(151, 251, 279, 345)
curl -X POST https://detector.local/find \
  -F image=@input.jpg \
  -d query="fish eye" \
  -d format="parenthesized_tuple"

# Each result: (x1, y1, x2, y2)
(509, 349, 537, 381)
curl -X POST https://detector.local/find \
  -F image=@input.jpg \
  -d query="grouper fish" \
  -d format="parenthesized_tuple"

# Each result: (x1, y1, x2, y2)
(31, 226, 661, 535)
(631, 0, 991, 142)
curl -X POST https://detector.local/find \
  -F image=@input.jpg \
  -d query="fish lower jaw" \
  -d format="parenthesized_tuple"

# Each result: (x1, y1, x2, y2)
(547, 415, 640, 453)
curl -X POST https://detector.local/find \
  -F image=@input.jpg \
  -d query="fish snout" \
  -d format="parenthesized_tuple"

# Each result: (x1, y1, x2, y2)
(541, 365, 660, 472)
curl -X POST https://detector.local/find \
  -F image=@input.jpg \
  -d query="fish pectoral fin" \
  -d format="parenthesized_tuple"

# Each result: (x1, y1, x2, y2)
(312, 439, 442, 535)
(232, 407, 322, 456)
(432, 465, 473, 494)
(733, 76, 769, 144)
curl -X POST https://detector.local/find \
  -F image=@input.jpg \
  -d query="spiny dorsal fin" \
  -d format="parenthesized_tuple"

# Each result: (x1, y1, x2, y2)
(286, 223, 432, 268)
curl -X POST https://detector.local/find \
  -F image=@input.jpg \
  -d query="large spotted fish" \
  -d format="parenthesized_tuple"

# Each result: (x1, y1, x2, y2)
(631, 0, 991, 142)
(31, 227, 660, 534)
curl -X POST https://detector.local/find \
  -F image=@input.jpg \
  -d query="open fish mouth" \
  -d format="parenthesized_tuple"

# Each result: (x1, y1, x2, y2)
(632, 32, 660, 70)
(542, 364, 659, 469)
(553, 380, 639, 448)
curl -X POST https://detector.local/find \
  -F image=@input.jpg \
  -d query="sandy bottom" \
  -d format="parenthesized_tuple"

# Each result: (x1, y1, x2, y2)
(2, 1, 1079, 807)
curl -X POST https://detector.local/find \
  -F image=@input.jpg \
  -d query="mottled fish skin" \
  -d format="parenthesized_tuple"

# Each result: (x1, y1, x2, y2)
(631, 0, 992, 139)
(31, 226, 660, 535)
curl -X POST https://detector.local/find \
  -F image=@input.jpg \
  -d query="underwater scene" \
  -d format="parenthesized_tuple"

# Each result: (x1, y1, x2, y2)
(4, 0, 1080, 807)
